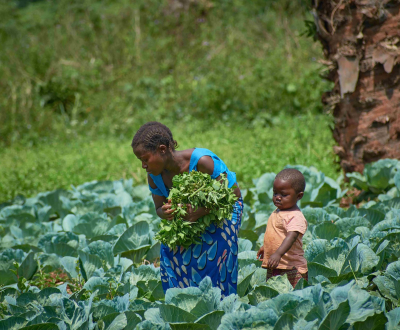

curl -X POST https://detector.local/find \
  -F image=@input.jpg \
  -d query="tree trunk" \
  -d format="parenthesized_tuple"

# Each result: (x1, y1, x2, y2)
(312, 0, 400, 174)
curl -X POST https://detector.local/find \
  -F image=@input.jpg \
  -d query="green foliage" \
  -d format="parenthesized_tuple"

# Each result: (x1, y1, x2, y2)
(0, 114, 338, 203)
(0, 0, 331, 147)
(1, 159, 400, 328)
(156, 172, 237, 248)
(347, 159, 400, 202)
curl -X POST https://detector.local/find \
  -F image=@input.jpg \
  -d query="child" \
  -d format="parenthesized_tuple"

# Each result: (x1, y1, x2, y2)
(256, 168, 308, 287)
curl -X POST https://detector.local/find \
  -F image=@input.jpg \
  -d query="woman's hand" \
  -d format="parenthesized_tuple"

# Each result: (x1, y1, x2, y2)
(267, 252, 282, 269)
(182, 204, 209, 223)
(158, 199, 175, 221)
(257, 246, 264, 260)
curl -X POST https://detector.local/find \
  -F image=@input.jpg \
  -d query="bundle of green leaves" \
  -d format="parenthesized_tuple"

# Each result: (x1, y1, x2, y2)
(155, 171, 238, 249)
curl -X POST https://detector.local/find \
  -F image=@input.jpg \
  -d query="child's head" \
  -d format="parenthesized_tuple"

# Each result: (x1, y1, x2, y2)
(273, 169, 305, 210)
(131, 122, 178, 176)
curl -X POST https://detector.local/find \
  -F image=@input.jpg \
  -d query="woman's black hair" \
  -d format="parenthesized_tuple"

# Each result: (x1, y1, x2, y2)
(131, 121, 178, 151)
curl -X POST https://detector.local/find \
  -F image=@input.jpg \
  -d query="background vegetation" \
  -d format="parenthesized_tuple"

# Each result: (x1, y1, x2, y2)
(0, 0, 336, 202)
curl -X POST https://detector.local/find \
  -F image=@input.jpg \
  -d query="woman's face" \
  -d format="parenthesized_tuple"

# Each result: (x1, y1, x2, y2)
(133, 145, 166, 176)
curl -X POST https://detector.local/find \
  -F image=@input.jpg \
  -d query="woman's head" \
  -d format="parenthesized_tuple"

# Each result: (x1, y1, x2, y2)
(131, 122, 178, 152)
(131, 122, 178, 175)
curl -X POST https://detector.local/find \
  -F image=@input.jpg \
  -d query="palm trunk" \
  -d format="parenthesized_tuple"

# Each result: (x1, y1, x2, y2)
(313, 0, 400, 174)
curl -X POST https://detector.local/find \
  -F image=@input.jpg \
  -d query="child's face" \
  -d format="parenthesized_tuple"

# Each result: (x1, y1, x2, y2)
(133, 145, 166, 176)
(272, 178, 303, 210)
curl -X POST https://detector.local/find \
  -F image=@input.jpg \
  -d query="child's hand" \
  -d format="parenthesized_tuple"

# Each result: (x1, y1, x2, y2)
(161, 199, 175, 221)
(267, 252, 282, 269)
(257, 246, 264, 260)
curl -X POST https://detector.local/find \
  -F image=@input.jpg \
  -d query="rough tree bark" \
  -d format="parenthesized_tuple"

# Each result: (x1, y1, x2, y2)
(312, 0, 400, 174)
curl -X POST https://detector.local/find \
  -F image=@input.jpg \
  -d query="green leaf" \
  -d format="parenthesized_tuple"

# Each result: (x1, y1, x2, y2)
(237, 265, 256, 297)
(364, 159, 400, 191)
(248, 286, 279, 305)
(352, 313, 388, 330)
(159, 304, 197, 323)
(105, 313, 128, 330)
(20, 324, 59, 330)
(84, 240, 114, 269)
(347, 172, 369, 191)
(346, 286, 385, 323)
(318, 300, 350, 330)
(78, 250, 102, 280)
(195, 311, 225, 330)
(237, 251, 261, 268)
(264, 274, 293, 294)
(335, 217, 371, 238)
(73, 218, 111, 239)
(113, 221, 151, 255)
(170, 324, 210, 330)
(313, 247, 346, 276)
(308, 262, 338, 283)
(145, 242, 161, 263)
(45, 242, 78, 257)
(18, 252, 37, 280)
(124, 312, 142, 330)
(60, 256, 78, 279)
(273, 313, 295, 330)
(0, 270, 18, 285)
(0, 317, 26, 330)
(386, 260, 400, 280)
(313, 222, 339, 240)
(121, 245, 151, 264)
(340, 244, 379, 275)
(387, 307, 400, 330)
(304, 239, 330, 262)
(218, 308, 277, 330)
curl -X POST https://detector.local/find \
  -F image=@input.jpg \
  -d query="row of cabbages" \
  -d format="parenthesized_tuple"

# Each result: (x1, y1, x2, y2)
(1, 159, 400, 329)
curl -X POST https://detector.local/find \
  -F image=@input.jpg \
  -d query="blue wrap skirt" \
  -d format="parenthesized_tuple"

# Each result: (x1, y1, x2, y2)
(159, 198, 243, 298)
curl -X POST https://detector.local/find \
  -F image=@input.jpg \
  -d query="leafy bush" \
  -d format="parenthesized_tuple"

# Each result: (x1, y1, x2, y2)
(347, 159, 400, 201)
(156, 172, 237, 248)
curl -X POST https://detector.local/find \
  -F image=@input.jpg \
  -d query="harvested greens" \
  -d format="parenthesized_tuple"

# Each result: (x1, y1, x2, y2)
(155, 171, 238, 248)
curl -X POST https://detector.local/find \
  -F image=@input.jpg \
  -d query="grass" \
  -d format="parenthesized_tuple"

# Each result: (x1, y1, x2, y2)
(0, 0, 330, 147)
(0, 0, 338, 202)
(0, 113, 339, 203)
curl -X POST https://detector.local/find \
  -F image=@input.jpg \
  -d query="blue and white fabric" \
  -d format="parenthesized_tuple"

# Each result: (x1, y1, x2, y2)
(147, 148, 243, 297)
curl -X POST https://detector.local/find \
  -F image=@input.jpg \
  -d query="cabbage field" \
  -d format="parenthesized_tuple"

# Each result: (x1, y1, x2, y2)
(1, 159, 400, 329)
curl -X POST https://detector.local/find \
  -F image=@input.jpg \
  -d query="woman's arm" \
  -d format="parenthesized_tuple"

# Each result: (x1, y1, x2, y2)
(149, 175, 174, 220)
(266, 231, 300, 269)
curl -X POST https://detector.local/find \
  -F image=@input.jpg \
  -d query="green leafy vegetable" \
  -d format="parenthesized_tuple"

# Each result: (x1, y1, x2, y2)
(155, 172, 238, 248)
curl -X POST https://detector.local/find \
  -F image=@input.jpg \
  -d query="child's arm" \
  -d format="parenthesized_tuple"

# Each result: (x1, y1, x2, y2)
(267, 231, 300, 269)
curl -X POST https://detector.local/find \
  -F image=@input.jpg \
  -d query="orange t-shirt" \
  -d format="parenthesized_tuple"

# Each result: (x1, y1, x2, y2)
(261, 206, 308, 274)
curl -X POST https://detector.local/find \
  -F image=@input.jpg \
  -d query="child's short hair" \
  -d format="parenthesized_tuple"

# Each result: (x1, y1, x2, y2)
(275, 169, 306, 193)
(131, 122, 178, 151)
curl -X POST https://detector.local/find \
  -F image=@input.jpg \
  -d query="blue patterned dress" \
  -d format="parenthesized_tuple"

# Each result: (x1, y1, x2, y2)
(149, 148, 243, 297)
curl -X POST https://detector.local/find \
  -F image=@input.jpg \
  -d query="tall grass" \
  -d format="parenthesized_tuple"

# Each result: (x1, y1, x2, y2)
(0, 114, 339, 203)
(0, 0, 330, 146)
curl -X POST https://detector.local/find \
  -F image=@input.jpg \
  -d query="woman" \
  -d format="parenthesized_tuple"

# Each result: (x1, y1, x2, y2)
(132, 122, 242, 297)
